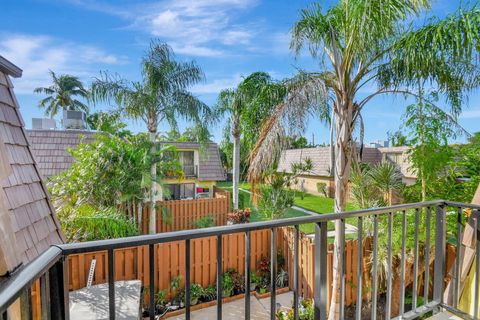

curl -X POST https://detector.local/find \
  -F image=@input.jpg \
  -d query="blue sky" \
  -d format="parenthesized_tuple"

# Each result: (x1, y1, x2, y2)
(1, 0, 479, 144)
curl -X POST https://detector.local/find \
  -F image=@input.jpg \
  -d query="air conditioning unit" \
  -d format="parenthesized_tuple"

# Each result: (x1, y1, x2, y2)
(32, 118, 56, 130)
(63, 110, 87, 130)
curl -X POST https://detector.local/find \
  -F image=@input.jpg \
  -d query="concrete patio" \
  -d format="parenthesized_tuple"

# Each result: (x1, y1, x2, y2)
(168, 291, 293, 320)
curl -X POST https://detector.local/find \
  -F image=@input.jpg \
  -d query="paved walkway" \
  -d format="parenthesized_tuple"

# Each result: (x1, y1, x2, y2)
(168, 291, 293, 320)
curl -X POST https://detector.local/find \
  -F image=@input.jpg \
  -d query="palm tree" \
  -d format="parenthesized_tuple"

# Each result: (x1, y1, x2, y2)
(34, 71, 89, 117)
(216, 72, 278, 210)
(369, 161, 404, 206)
(90, 41, 210, 234)
(249, 2, 480, 318)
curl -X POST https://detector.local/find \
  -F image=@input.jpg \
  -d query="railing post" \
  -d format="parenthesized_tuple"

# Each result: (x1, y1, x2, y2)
(314, 221, 327, 320)
(433, 204, 446, 312)
(49, 257, 69, 320)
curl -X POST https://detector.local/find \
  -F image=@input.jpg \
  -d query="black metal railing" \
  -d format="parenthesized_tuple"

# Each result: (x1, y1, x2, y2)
(0, 200, 479, 320)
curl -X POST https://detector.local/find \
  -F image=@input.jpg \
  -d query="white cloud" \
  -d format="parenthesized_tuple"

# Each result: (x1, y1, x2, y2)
(0, 33, 127, 94)
(192, 74, 244, 94)
(69, 0, 259, 57)
(460, 108, 480, 119)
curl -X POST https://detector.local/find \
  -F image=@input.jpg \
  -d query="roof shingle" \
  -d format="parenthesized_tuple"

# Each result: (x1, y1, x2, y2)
(0, 57, 63, 266)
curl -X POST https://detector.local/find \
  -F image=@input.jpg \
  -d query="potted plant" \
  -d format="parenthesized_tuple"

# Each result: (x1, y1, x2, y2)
(170, 276, 182, 307)
(189, 283, 203, 305)
(250, 271, 261, 291)
(276, 268, 288, 288)
(201, 285, 216, 302)
(222, 272, 234, 297)
(227, 208, 251, 224)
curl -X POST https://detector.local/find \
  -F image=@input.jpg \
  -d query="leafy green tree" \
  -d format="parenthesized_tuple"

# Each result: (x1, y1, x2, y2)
(250, 2, 479, 316)
(285, 136, 310, 149)
(404, 96, 462, 201)
(87, 111, 132, 137)
(49, 134, 182, 231)
(90, 41, 210, 234)
(258, 159, 313, 219)
(34, 71, 89, 118)
(387, 130, 410, 147)
(216, 72, 280, 210)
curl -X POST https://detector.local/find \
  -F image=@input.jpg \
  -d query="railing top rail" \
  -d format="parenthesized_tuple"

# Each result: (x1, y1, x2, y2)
(0, 246, 62, 314)
(59, 200, 447, 254)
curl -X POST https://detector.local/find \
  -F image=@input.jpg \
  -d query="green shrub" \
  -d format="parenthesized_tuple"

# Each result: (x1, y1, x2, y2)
(58, 204, 138, 242)
(316, 182, 328, 197)
(193, 214, 215, 228)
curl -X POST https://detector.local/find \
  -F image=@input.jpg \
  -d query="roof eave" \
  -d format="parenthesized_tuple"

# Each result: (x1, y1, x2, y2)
(0, 56, 22, 78)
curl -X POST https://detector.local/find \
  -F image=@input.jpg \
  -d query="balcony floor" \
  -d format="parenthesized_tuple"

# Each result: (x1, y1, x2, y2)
(428, 312, 462, 319)
(168, 291, 293, 320)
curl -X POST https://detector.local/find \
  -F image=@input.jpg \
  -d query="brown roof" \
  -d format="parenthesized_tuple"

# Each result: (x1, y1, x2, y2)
(278, 146, 382, 177)
(0, 56, 63, 264)
(161, 141, 226, 181)
(26, 129, 96, 178)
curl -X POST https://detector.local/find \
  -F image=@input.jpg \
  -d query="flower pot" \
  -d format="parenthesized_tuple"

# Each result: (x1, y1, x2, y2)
(191, 298, 198, 305)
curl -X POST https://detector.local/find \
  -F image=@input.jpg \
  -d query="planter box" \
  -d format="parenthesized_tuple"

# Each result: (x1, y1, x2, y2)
(253, 287, 290, 299)
(163, 292, 254, 318)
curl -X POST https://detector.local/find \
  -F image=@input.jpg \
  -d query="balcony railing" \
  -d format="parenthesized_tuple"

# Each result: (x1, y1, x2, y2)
(0, 200, 479, 319)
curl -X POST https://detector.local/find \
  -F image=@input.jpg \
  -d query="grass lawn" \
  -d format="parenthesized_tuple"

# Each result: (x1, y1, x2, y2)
(218, 181, 357, 234)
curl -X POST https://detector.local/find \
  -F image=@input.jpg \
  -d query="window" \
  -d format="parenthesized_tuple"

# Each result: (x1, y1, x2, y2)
(179, 151, 195, 176)
(164, 183, 195, 200)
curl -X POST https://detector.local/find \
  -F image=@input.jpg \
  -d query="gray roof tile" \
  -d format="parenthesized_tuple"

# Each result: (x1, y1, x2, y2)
(0, 62, 63, 266)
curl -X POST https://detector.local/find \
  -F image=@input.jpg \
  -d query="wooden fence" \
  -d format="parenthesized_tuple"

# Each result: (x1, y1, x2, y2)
(67, 229, 271, 299)
(133, 190, 230, 234)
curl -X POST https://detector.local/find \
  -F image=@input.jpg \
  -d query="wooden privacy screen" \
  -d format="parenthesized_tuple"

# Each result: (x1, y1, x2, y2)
(136, 192, 230, 234)
(67, 229, 271, 298)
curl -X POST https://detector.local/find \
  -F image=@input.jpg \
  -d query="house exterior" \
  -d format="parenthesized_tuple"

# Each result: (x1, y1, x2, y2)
(278, 146, 415, 198)
(378, 146, 416, 185)
(0, 56, 63, 274)
(25, 129, 226, 200)
(160, 141, 226, 200)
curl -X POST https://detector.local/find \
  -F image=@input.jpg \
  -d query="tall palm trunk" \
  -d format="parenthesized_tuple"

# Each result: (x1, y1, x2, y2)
(418, 82, 427, 202)
(232, 131, 240, 211)
(329, 101, 354, 320)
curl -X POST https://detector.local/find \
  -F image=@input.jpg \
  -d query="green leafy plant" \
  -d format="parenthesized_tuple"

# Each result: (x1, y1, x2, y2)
(316, 182, 328, 197)
(221, 272, 234, 297)
(193, 214, 215, 228)
(201, 285, 217, 302)
(276, 268, 288, 288)
(58, 204, 138, 242)
(189, 283, 203, 305)
(155, 289, 167, 306)
(170, 276, 182, 299)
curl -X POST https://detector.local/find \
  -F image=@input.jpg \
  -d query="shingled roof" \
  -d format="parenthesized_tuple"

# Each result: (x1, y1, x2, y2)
(278, 146, 382, 177)
(161, 141, 226, 181)
(26, 129, 96, 178)
(0, 56, 63, 264)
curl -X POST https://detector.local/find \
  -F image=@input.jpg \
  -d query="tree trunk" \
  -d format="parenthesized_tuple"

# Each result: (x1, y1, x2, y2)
(149, 130, 159, 234)
(418, 81, 427, 202)
(232, 125, 241, 211)
(329, 108, 335, 177)
(329, 102, 354, 320)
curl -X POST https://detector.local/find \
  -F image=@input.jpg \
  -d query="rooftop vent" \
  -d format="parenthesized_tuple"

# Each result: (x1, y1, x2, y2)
(32, 118, 56, 130)
(63, 110, 87, 130)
